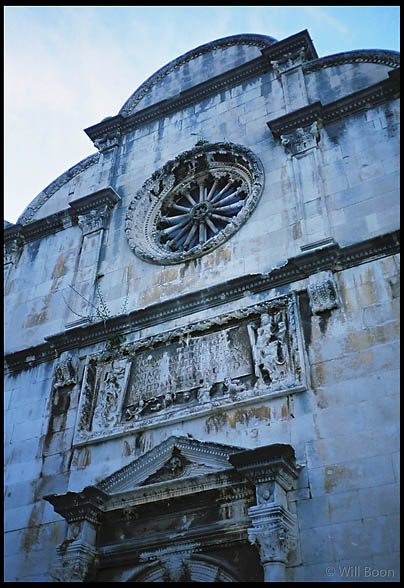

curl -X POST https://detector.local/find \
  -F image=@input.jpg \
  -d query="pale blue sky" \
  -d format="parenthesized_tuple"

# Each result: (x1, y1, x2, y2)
(4, 5, 400, 223)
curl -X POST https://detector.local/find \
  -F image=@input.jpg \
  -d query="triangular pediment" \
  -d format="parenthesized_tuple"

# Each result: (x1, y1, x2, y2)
(95, 436, 245, 495)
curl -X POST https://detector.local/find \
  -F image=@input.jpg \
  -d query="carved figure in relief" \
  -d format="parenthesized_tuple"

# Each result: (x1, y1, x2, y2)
(125, 398, 145, 421)
(249, 312, 288, 386)
(223, 377, 246, 398)
(53, 354, 77, 389)
(93, 364, 125, 429)
(197, 379, 213, 404)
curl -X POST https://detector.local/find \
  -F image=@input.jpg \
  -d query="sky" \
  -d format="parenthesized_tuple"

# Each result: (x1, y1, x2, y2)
(4, 5, 400, 224)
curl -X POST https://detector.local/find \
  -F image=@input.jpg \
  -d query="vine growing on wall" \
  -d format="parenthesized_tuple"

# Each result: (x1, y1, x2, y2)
(62, 273, 129, 350)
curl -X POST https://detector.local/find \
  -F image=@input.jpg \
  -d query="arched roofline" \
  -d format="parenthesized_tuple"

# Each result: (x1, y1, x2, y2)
(17, 152, 99, 225)
(119, 33, 278, 117)
(303, 48, 400, 74)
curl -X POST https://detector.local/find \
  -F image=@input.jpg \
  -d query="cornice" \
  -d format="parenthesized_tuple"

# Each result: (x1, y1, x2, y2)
(118, 33, 278, 117)
(260, 29, 318, 62)
(4, 229, 399, 375)
(68, 186, 121, 215)
(3, 187, 120, 245)
(268, 69, 400, 137)
(17, 153, 100, 225)
(302, 49, 400, 74)
(84, 56, 270, 146)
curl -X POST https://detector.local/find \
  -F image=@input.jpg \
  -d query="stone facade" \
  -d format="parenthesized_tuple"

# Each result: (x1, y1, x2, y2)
(4, 30, 400, 582)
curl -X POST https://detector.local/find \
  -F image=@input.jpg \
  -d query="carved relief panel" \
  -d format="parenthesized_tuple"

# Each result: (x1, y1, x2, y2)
(74, 294, 307, 445)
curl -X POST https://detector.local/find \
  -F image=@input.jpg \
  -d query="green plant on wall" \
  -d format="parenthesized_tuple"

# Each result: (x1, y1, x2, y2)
(62, 273, 129, 350)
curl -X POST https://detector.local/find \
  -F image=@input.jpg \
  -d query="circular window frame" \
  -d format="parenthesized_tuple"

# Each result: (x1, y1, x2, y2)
(125, 142, 265, 265)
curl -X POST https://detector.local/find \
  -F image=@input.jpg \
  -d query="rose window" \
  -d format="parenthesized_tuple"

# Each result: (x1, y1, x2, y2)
(125, 142, 264, 265)
(157, 174, 248, 252)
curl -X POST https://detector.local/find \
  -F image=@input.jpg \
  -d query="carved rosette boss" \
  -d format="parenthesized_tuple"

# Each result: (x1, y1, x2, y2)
(125, 142, 265, 265)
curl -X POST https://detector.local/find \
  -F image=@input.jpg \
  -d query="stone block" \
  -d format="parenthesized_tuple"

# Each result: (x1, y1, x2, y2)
(358, 483, 399, 518)
(299, 524, 335, 565)
(308, 454, 395, 498)
(297, 495, 329, 530)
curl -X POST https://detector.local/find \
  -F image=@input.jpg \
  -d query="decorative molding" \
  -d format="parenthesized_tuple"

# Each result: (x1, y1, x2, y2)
(125, 142, 265, 265)
(17, 153, 99, 225)
(268, 70, 400, 140)
(261, 29, 318, 75)
(280, 120, 320, 155)
(85, 57, 271, 147)
(44, 437, 301, 582)
(118, 34, 277, 117)
(302, 49, 400, 74)
(4, 232, 24, 267)
(4, 230, 399, 374)
(230, 444, 300, 579)
(3, 187, 120, 245)
(68, 186, 121, 216)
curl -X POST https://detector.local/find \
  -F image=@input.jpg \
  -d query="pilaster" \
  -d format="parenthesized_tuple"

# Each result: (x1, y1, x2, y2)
(65, 187, 120, 328)
(230, 444, 300, 582)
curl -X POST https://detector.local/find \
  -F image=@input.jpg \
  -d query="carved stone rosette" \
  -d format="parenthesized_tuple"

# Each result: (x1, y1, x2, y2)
(125, 142, 264, 265)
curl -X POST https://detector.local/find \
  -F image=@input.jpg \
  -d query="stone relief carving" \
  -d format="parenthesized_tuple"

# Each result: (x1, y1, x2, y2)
(280, 121, 320, 155)
(248, 311, 290, 389)
(53, 354, 78, 389)
(271, 47, 307, 77)
(92, 363, 127, 430)
(77, 204, 112, 235)
(307, 270, 340, 313)
(125, 142, 264, 265)
(74, 295, 306, 445)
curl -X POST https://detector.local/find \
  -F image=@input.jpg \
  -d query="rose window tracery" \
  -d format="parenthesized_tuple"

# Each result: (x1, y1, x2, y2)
(157, 173, 248, 252)
(125, 143, 264, 264)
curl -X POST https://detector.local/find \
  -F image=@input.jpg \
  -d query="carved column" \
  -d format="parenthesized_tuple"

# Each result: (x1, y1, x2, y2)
(230, 444, 300, 582)
(65, 187, 120, 328)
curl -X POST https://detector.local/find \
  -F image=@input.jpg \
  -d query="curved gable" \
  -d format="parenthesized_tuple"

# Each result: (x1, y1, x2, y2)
(119, 33, 277, 117)
(304, 49, 400, 106)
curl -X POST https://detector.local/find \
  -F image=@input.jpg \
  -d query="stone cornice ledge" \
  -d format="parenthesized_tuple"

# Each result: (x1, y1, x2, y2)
(260, 29, 318, 62)
(3, 187, 120, 244)
(267, 69, 400, 136)
(4, 229, 399, 374)
(84, 55, 270, 147)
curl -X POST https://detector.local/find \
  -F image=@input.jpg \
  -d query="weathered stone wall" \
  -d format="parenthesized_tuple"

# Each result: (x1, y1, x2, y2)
(4, 31, 400, 582)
